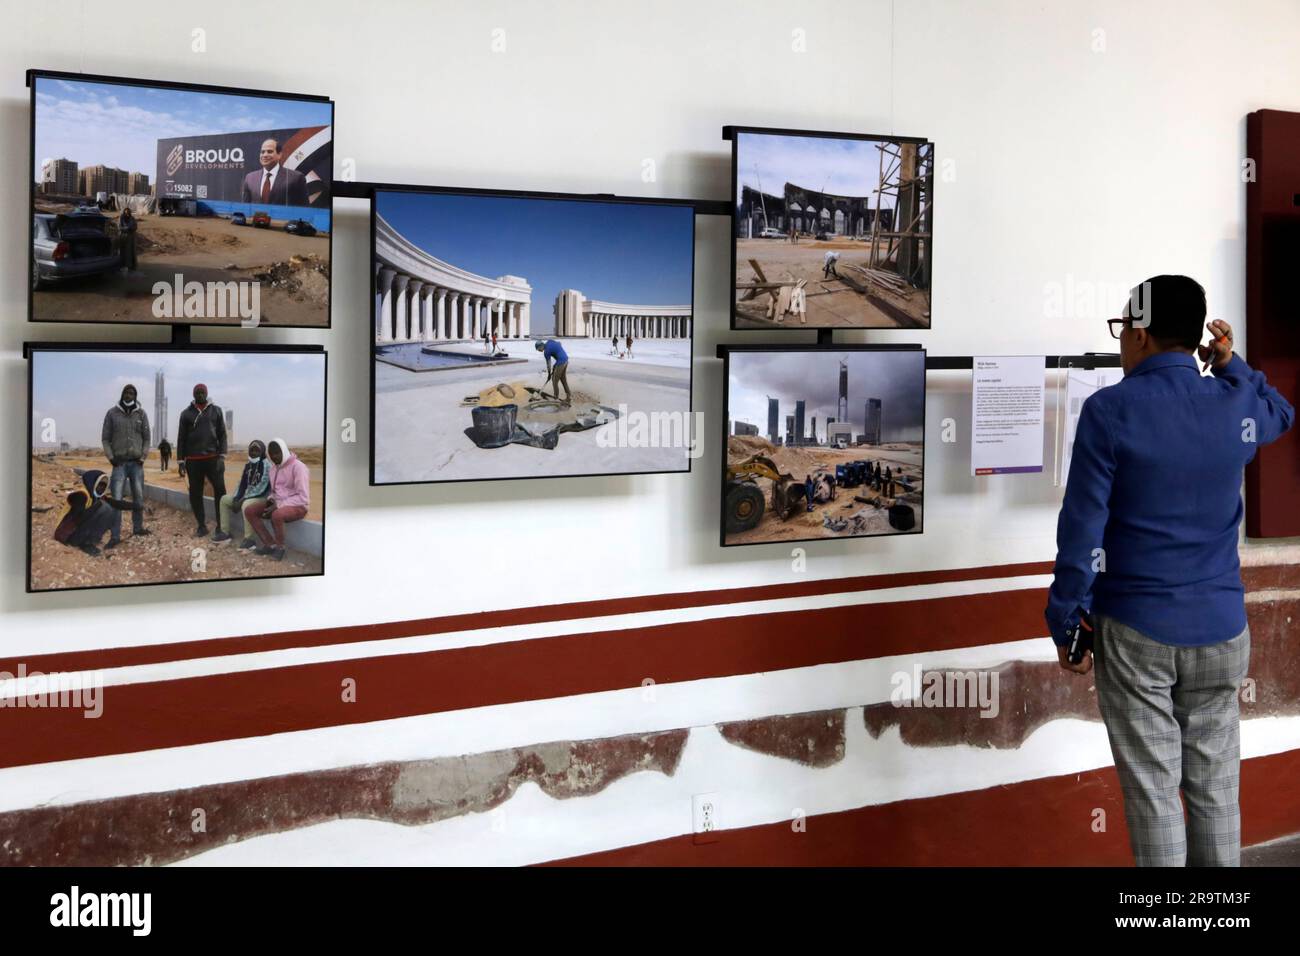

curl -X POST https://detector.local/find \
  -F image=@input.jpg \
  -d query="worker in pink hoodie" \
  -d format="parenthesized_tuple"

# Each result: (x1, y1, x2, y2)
(246, 437, 310, 561)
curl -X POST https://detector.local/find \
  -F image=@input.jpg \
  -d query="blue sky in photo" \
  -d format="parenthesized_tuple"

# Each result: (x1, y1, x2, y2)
(33, 76, 332, 180)
(378, 191, 694, 331)
(31, 351, 326, 450)
(737, 131, 896, 209)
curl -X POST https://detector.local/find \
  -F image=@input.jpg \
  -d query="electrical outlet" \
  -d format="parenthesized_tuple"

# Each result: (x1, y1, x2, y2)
(692, 792, 720, 845)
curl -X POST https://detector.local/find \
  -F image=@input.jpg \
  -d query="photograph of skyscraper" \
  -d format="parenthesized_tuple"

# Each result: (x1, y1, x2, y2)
(723, 348, 925, 546)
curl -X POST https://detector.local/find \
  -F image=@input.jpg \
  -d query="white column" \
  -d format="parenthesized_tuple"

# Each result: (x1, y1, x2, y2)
(423, 286, 436, 342)
(392, 274, 410, 343)
(376, 267, 395, 343)
(521, 302, 530, 338)
(506, 301, 515, 338)
(448, 292, 461, 338)
(406, 280, 424, 342)
(436, 289, 447, 340)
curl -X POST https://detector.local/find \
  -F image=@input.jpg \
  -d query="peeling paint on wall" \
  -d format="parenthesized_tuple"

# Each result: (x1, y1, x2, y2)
(717, 710, 847, 767)
(0, 730, 688, 866)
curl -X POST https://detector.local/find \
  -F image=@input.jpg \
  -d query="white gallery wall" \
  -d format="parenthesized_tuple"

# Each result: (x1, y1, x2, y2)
(2, 0, 1298, 655)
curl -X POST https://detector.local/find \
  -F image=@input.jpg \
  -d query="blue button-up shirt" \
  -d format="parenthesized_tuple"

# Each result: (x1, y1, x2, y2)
(1046, 352, 1294, 647)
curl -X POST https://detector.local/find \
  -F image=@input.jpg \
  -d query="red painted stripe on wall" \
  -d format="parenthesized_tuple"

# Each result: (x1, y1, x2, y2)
(2, 561, 1054, 676)
(0, 588, 1050, 770)
(542, 747, 1300, 866)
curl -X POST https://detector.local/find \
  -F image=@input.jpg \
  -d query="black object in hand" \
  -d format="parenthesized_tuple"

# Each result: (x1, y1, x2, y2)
(1066, 611, 1096, 665)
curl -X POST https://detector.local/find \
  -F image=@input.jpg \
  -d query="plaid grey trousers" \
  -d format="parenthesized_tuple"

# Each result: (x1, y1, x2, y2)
(1092, 613, 1251, 867)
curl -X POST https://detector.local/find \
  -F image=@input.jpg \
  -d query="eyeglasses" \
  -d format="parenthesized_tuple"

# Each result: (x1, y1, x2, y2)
(1106, 318, 1129, 340)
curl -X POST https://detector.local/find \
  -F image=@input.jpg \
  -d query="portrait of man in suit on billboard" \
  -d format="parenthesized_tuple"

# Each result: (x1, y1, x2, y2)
(240, 137, 310, 206)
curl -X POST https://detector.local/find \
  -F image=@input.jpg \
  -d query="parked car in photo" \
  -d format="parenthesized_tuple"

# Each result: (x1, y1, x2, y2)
(285, 218, 317, 237)
(251, 211, 271, 228)
(32, 210, 119, 290)
(758, 227, 784, 238)
(231, 212, 247, 226)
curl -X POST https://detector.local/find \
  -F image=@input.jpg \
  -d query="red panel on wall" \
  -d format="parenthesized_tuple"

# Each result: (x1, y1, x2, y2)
(1245, 109, 1300, 537)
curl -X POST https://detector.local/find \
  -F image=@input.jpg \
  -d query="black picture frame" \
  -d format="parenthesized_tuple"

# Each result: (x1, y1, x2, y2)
(25, 341, 328, 594)
(724, 124, 934, 332)
(718, 342, 927, 548)
(363, 182, 699, 487)
(27, 68, 336, 330)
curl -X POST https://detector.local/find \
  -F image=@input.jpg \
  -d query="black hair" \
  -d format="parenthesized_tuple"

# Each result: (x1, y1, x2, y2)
(1124, 275, 1206, 350)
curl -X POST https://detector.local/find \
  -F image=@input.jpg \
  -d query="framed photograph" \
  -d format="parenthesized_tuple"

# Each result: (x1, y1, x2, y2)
(27, 343, 327, 593)
(28, 69, 334, 328)
(368, 184, 697, 485)
(727, 125, 933, 330)
(720, 344, 926, 547)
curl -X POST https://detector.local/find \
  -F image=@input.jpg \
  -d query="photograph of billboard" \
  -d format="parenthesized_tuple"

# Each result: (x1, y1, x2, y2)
(730, 127, 933, 330)
(722, 347, 926, 547)
(28, 345, 327, 593)
(370, 187, 696, 485)
(29, 71, 334, 327)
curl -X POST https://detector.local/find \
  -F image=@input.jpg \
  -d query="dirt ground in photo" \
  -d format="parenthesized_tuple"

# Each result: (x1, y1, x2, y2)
(32, 203, 330, 327)
(724, 434, 924, 545)
(29, 455, 324, 591)
(735, 236, 929, 329)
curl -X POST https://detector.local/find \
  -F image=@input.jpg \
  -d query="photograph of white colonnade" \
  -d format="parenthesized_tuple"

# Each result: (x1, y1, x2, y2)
(370, 188, 695, 485)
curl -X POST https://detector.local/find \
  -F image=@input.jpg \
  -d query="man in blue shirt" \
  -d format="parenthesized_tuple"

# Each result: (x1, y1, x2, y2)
(535, 339, 572, 403)
(1047, 274, 1293, 866)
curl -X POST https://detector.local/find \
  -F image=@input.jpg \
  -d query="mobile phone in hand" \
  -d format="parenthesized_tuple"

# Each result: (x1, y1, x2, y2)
(1066, 612, 1095, 665)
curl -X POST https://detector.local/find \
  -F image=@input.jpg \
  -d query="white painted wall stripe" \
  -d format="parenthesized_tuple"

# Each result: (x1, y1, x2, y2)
(0, 574, 1054, 699)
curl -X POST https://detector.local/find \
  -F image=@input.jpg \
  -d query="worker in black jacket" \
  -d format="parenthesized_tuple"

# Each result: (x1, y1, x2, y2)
(176, 383, 228, 537)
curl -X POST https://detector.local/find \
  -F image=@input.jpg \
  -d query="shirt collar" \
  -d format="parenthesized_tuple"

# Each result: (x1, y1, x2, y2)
(1126, 351, 1199, 378)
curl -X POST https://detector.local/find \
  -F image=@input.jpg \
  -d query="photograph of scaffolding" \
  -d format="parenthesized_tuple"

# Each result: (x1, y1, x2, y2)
(732, 128, 933, 329)
(722, 348, 925, 546)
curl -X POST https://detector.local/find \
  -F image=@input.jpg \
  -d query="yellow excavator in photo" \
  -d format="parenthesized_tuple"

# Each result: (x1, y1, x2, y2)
(724, 455, 804, 533)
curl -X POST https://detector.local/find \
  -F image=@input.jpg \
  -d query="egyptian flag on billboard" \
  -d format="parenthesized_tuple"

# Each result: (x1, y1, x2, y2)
(279, 125, 332, 206)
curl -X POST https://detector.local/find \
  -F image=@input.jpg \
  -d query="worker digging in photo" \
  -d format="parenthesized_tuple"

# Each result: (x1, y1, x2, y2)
(535, 338, 572, 403)
(1047, 274, 1295, 867)
(822, 249, 840, 279)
